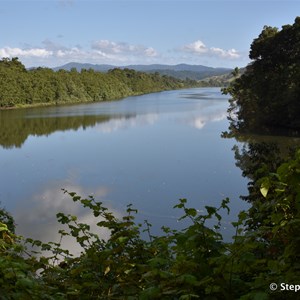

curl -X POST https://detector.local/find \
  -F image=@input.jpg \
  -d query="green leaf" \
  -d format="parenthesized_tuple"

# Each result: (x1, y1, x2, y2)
(260, 184, 269, 198)
(205, 206, 216, 215)
(186, 208, 197, 217)
(0, 223, 8, 232)
(116, 236, 129, 244)
(140, 287, 161, 299)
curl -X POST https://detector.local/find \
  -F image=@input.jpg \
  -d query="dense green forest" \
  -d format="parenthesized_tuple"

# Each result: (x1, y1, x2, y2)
(1, 18, 300, 299)
(222, 17, 300, 136)
(0, 58, 197, 109)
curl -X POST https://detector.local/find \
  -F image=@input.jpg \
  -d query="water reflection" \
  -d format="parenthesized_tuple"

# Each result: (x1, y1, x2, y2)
(180, 110, 227, 130)
(0, 88, 229, 148)
(94, 114, 159, 133)
(0, 110, 114, 149)
(14, 179, 121, 255)
(180, 90, 226, 100)
(0, 88, 249, 246)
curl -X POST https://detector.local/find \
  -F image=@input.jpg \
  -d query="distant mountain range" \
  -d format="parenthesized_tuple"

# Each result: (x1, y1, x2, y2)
(53, 63, 232, 81)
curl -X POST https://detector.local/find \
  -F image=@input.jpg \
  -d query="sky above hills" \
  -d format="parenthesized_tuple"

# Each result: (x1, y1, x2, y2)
(0, 0, 299, 68)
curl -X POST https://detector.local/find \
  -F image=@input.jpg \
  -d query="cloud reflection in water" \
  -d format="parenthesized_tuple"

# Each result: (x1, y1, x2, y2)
(94, 113, 159, 133)
(14, 179, 121, 255)
(184, 110, 227, 130)
(92, 106, 227, 134)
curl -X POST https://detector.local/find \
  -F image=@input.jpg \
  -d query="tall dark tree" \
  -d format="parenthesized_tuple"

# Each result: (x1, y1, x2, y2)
(223, 17, 300, 135)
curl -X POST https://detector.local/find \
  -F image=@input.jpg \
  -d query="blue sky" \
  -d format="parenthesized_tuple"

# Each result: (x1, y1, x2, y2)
(0, 0, 299, 68)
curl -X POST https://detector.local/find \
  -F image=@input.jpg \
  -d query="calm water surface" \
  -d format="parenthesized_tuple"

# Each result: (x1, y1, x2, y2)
(0, 88, 249, 246)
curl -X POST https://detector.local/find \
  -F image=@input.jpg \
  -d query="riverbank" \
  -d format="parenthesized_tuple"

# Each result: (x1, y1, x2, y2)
(0, 88, 188, 111)
(0, 58, 200, 110)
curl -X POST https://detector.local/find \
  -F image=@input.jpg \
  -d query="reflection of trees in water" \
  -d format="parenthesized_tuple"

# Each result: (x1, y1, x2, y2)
(229, 134, 300, 229)
(0, 111, 113, 149)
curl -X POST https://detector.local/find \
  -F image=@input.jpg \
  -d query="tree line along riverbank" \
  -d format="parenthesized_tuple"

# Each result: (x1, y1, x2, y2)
(0, 57, 199, 109)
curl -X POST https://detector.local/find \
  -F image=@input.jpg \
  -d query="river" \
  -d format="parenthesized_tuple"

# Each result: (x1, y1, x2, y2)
(0, 87, 249, 248)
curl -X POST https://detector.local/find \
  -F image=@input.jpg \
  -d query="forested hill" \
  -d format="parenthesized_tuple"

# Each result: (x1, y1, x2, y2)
(53, 62, 232, 80)
(0, 58, 198, 109)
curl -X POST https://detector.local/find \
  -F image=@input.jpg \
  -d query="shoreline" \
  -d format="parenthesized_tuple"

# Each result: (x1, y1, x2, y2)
(0, 86, 202, 111)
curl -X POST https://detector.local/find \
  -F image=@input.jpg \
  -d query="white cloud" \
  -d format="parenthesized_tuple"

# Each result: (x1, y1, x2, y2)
(144, 47, 158, 57)
(0, 38, 241, 68)
(0, 47, 53, 58)
(183, 40, 208, 54)
(91, 40, 158, 58)
(182, 40, 240, 59)
(0, 39, 159, 67)
(210, 47, 240, 59)
(92, 40, 122, 54)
